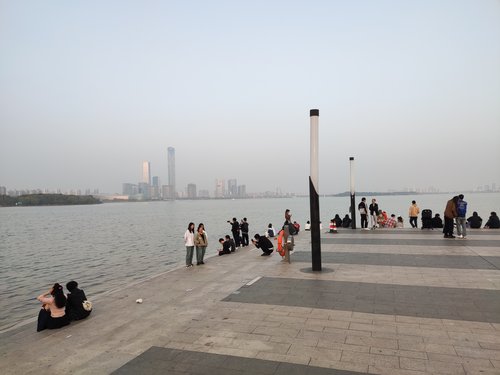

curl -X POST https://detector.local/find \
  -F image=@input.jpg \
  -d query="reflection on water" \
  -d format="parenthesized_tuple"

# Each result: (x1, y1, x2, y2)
(1, 193, 498, 331)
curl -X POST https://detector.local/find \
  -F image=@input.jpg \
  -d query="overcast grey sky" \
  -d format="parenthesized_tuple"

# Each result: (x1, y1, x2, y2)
(1, 0, 499, 195)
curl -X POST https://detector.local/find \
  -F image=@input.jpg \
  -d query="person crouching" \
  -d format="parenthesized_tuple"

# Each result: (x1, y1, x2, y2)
(251, 234, 274, 256)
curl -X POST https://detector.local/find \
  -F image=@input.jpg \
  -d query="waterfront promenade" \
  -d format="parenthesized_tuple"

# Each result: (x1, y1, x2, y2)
(1, 229, 500, 374)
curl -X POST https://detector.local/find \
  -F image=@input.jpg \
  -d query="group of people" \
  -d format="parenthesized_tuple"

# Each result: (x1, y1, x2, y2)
(357, 197, 404, 229)
(354, 195, 499, 236)
(36, 281, 91, 332)
(443, 195, 499, 238)
(183, 222, 208, 267)
(330, 214, 353, 229)
(184, 210, 299, 263)
(227, 217, 250, 248)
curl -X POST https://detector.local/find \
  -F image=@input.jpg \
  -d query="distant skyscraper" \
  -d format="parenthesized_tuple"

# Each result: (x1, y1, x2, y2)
(237, 185, 246, 197)
(142, 161, 151, 185)
(228, 179, 237, 197)
(187, 183, 197, 198)
(198, 189, 210, 198)
(215, 179, 225, 198)
(123, 183, 138, 195)
(168, 147, 176, 199)
(152, 176, 160, 199)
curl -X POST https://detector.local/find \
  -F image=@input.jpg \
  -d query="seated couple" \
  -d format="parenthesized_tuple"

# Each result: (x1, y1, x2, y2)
(218, 235, 236, 255)
(36, 281, 91, 332)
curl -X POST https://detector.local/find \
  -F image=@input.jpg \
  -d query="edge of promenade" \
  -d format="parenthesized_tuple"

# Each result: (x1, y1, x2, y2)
(1, 228, 500, 375)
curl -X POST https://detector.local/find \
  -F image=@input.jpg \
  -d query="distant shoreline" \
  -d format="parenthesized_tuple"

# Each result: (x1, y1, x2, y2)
(0, 193, 102, 207)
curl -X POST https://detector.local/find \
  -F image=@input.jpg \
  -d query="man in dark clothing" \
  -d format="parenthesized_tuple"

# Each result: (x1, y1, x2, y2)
(65, 281, 91, 321)
(240, 218, 249, 246)
(218, 238, 232, 255)
(342, 215, 352, 228)
(228, 218, 241, 247)
(485, 212, 500, 229)
(467, 212, 483, 229)
(369, 199, 379, 229)
(443, 196, 458, 238)
(431, 214, 444, 228)
(358, 197, 368, 229)
(224, 235, 236, 252)
(251, 234, 274, 256)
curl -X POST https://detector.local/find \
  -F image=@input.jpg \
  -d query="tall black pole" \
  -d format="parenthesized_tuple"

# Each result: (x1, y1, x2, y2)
(350, 157, 356, 229)
(309, 109, 321, 271)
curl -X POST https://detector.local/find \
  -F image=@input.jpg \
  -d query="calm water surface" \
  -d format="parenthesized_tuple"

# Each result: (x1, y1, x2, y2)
(1, 193, 499, 331)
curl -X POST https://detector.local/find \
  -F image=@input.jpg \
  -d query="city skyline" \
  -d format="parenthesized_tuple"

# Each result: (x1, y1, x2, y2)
(1, 1, 499, 194)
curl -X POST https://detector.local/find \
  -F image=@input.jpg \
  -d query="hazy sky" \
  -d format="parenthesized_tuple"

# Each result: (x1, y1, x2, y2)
(1, 0, 499, 194)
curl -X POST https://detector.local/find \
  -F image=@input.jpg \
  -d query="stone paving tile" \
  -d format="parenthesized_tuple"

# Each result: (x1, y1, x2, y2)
(223, 277, 500, 323)
(367, 366, 430, 375)
(399, 357, 466, 374)
(340, 350, 400, 368)
(292, 252, 500, 270)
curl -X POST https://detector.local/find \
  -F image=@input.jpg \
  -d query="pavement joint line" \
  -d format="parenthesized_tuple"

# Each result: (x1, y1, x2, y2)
(247, 276, 262, 286)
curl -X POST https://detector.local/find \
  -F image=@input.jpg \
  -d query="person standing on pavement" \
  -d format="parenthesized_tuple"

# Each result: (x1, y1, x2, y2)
(455, 194, 468, 238)
(240, 218, 249, 247)
(443, 196, 458, 238)
(228, 218, 241, 248)
(358, 197, 368, 229)
(184, 222, 195, 267)
(409, 200, 420, 228)
(194, 223, 208, 265)
(369, 199, 379, 229)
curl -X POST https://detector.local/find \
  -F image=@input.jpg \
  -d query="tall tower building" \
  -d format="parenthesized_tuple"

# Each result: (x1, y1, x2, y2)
(142, 161, 151, 185)
(167, 147, 176, 199)
(215, 179, 225, 198)
(228, 179, 237, 197)
(187, 183, 197, 198)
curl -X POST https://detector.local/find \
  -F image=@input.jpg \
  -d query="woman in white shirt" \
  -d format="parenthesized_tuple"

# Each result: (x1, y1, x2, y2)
(184, 222, 195, 267)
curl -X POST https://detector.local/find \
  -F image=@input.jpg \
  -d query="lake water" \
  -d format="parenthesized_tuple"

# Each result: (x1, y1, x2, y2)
(1, 193, 499, 331)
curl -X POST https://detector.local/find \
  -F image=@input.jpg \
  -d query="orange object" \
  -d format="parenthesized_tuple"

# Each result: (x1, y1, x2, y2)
(329, 221, 337, 233)
(276, 229, 285, 256)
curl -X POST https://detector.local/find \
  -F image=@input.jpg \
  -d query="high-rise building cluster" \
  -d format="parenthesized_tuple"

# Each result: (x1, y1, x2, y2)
(120, 147, 248, 200)
(122, 147, 176, 200)
(214, 178, 246, 199)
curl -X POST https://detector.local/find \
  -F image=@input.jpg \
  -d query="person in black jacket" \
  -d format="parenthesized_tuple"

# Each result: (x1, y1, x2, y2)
(467, 212, 482, 229)
(240, 218, 249, 247)
(251, 234, 274, 256)
(228, 218, 241, 247)
(65, 281, 91, 321)
(431, 214, 444, 228)
(333, 214, 343, 228)
(218, 238, 232, 255)
(485, 212, 500, 229)
(342, 215, 352, 228)
(369, 199, 379, 229)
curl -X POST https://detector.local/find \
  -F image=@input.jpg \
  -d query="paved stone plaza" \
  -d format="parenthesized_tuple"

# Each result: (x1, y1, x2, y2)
(1, 229, 500, 374)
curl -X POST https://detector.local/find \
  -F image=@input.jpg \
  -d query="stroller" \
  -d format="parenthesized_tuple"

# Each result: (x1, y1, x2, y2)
(421, 209, 433, 229)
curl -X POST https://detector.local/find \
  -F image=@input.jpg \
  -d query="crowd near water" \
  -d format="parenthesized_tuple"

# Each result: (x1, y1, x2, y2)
(1, 193, 499, 332)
